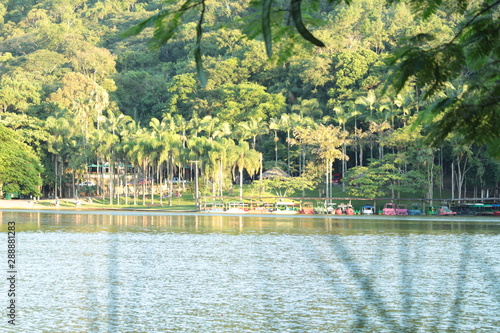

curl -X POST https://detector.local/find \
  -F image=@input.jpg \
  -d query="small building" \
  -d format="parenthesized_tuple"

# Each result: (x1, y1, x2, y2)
(261, 167, 291, 179)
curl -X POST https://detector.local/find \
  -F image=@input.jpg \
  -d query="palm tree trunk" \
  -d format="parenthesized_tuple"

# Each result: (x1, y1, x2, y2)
(54, 155, 58, 199)
(109, 158, 114, 206)
(60, 161, 64, 198)
(329, 161, 332, 201)
(287, 129, 290, 174)
(125, 163, 129, 206)
(274, 131, 278, 167)
(219, 159, 223, 198)
(359, 144, 363, 167)
(133, 167, 138, 205)
(239, 167, 244, 199)
(342, 144, 346, 193)
(72, 171, 76, 198)
(159, 164, 163, 206)
(325, 160, 329, 201)
(427, 156, 434, 206)
(142, 163, 147, 205)
(150, 165, 155, 206)
(101, 159, 105, 200)
(168, 155, 174, 206)
(117, 162, 120, 206)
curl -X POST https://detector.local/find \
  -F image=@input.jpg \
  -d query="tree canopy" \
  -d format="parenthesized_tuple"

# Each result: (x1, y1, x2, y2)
(125, 0, 499, 152)
(0, 123, 43, 196)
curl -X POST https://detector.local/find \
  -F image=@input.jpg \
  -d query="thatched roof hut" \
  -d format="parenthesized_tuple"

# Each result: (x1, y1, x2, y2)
(261, 167, 291, 179)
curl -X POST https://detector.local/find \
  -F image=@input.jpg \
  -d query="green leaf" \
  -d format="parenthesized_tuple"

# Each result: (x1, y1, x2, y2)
(262, 0, 273, 57)
(290, 0, 325, 47)
(195, 1, 207, 88)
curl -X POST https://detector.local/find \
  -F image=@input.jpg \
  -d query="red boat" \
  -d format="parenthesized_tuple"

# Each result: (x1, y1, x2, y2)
(480, 211, 500, 216)
(299, 202, 315, 214)
(436, 206, 457, 216)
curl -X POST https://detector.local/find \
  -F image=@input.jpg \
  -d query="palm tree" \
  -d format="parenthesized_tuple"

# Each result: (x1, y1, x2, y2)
(278, 114, 292, 173)
(117, 119, 138, 205)
(356, 91, 395, 159)
(233, 140, 261, 199)
(187, 136, 211, 197)
(131, 128, 156, 205)
(188, 111, 202, 138)
(164, 134, 182, 206)
(211, 138, 236, 197)
(150, 117, 169, 205)
(147, 121, 183, 207)
(235, 117, 269, 149)
(269, 117, 280, 167)
(92, 127, 115, 203)
(46, 116, 72, 199)
(368, 121, 391, 160)
(352, 127, 370, 167)
(293, 125, 349, 201)
(206, 142, 221, 197)
(333, 105, 360, 191)
(355, 90, 377, 119)
(173, 114, 191, 148)
(200, 115, 231, 140)
(100, 111, 133, 205)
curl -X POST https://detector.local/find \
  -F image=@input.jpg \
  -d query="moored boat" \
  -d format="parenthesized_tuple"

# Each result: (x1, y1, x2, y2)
(362, 205, 375, 215)
(225, 201, 248, 213)
(382, 203, 396, 215)
(202, 202, 225, 213)
(436, 206, 457, 216)
(273, 201, 299, 214)
(247, 202, 273, 214)
(396, 204, 408, 215)
(334, 203, 354, 215)
(481, 211, 500, 216)
(299, 202, 315, 214)
(408, 203, 423, 215)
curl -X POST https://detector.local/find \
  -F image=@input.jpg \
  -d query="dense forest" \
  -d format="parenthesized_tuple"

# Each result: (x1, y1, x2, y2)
(0, 0, 499, 203)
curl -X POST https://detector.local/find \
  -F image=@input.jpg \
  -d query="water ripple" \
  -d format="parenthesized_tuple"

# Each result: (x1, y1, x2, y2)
(1, 215, 499, 332)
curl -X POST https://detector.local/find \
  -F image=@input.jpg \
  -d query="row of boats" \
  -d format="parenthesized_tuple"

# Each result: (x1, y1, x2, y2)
(378, 203, 456, 216)
(201, 201, 307, 214)
(200, 201, 459, 216)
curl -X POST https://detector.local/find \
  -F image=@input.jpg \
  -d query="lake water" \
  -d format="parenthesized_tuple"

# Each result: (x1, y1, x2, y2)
(1, 210, 500, 332)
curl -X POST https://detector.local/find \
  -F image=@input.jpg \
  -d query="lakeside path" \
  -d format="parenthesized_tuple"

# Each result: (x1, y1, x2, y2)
(0, 199, 34, 209)
(0, 199, 197, 212)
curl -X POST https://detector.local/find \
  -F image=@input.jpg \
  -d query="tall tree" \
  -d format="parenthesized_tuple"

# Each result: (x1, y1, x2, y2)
(233, 140, 261, 199)
(293, 124, 349, 200)
(0, 123, 43, 197)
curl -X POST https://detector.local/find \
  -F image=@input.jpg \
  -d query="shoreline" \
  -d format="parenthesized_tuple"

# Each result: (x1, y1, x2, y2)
(1, 199, 499, 218)
(0, 199, 196, 212)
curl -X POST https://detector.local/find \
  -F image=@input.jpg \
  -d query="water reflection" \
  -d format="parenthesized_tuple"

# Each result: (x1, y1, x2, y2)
(1, 211, 499, 332)
(2, 210, 500, 235)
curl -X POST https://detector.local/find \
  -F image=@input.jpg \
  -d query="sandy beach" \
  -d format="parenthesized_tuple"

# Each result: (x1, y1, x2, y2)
(0, 199, 37, 209)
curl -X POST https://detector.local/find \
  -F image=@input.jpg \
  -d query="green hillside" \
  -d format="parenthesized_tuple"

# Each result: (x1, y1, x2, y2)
(0, 0, 498, 205)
